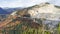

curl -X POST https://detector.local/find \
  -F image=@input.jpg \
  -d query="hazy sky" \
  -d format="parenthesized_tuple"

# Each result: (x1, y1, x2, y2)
(0, 0, 60, 8)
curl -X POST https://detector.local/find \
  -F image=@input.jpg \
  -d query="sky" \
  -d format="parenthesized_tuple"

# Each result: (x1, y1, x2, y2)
(0, 0, 60, 8)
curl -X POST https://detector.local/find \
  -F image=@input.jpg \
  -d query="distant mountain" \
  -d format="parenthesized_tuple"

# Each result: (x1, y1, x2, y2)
(4, 7, 24, 13)
(0, 7, 10, 14)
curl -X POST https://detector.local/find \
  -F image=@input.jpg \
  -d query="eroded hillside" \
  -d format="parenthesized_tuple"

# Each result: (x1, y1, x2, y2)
(0, 2, 60, 34)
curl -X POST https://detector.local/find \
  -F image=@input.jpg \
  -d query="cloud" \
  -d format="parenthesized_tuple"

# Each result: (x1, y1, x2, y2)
(0, 0, 53, 8)
(49, 0, 60, 6)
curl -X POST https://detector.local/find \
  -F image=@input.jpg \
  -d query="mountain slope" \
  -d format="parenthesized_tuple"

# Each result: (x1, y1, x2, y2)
(0, 2, 60, 31)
